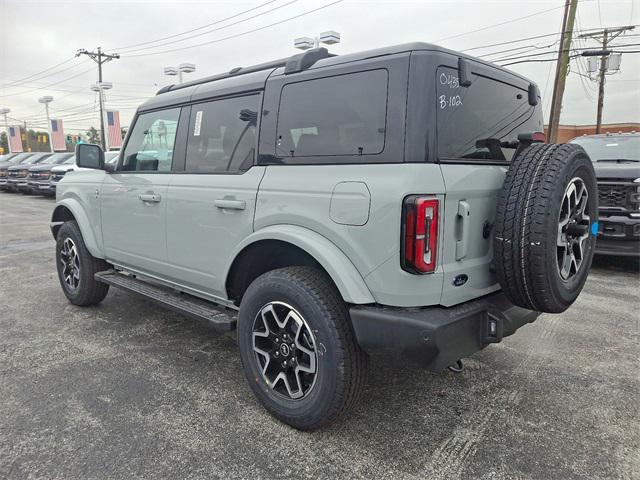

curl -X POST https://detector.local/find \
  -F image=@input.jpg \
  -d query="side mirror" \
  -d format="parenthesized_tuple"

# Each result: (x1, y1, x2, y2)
(75, 143, 104, 170)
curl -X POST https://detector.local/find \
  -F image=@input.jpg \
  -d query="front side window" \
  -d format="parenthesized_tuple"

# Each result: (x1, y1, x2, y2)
(436, 66, 543, 162)
(186, 95, 259, 173)
(276, 69, 388, 158)
(122, 108, 180, 172)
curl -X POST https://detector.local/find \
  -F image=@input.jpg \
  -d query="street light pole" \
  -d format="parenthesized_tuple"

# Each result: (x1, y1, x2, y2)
(164, 63, 196, 85)
(294, 30, 341, 51)
(0, 108, 11, 153)
(38, 96, 54, 152)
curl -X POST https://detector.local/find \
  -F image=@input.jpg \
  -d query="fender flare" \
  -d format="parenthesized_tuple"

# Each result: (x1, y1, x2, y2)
(225, 225, 376, 304)
(51, 198, 103, 259)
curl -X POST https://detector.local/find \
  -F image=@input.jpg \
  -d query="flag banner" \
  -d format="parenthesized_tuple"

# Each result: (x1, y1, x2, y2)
(106, 111, 122, 149)
(51, 119, 66, 151)
(8, 126, 23, 153)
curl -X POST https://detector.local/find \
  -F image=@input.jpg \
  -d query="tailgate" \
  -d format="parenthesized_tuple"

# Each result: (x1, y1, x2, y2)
(439, 164, 506, 306)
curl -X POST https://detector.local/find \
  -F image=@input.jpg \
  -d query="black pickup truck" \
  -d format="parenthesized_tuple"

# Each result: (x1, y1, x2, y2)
(571, 133, 640, 256)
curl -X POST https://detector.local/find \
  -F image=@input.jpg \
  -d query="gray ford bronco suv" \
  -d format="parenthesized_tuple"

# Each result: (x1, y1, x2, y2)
(52, 43, 597, 430)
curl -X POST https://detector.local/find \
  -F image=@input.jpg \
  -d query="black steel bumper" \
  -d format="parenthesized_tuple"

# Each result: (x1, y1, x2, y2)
(350, 292, 540, 372)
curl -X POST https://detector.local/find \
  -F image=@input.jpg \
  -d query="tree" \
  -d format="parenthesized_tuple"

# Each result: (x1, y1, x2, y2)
(86, 126, 100, 144)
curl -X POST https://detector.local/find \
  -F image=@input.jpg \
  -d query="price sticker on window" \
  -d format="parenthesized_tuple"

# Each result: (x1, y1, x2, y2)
(193, 110, 203, 137)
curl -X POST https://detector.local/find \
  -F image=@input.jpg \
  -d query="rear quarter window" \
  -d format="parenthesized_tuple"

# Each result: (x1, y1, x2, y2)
(276, 69, 388, 159)
(436, 66, 543, 162)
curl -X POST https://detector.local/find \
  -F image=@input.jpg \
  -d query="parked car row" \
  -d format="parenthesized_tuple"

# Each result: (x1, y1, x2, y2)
(0, 151, 120, 196)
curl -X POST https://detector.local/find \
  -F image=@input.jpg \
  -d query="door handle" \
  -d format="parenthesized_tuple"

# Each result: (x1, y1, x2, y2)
(214, 198, 246, 210)
(456, 200, 471, 260)
(139, 193, 161, 203)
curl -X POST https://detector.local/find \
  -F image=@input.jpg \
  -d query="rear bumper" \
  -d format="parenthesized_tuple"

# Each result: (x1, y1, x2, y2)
(349, 292, 540, 372)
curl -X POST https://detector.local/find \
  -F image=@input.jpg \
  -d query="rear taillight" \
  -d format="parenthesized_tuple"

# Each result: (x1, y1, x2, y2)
(532, 131, 546, 142)
(401, 196, 439, 274)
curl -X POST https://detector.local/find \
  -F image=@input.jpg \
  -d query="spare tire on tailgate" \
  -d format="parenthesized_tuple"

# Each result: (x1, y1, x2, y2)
(494, 143, 598, 313)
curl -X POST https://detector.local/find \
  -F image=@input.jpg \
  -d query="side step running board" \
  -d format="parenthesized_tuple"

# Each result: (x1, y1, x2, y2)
(95, 270, 237, 331)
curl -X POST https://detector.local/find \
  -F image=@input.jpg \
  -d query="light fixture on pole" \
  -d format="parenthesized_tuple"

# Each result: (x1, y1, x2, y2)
(38, 96, 54, 152)
(90, 82, 112, 150)
(0, 107, 10, 154)
(294, 30, 340, 50)
(164, 62, 196, 84)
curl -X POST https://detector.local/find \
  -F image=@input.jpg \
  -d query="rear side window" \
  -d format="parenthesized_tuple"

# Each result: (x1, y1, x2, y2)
(186, 95, 259, 173)
(436, 66, 543, 162)
(276, 69, 388, 158)
(122, 108, 180, 172)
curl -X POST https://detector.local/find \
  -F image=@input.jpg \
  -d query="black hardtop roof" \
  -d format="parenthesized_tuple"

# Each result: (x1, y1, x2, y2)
(139, 42, 534, 112)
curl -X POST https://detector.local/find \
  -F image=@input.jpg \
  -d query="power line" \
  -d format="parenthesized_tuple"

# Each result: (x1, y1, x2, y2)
(0, 67, 96, 98)
(118, 0, 298, 54)
(122, 0, 298, 54)
(0, 56, 77, 87)
(113, 0, 278, 50)
(461, 24, 639, 54)
(435, 5, 565, 43)
(491, 43, 640, 64)
(121, 0, 344, 58)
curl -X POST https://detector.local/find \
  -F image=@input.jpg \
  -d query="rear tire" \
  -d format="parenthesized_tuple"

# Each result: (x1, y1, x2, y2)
(56, 221, 110, 306)
(237, 266, 368, 430)
(494, 143, 597, 313)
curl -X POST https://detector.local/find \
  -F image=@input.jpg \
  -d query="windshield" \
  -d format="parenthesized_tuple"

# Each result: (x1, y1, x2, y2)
(23, 153, 52, 165)
(45, 153, 73, 164)
(570, 135, 640, 161)
(61, 156, 76, 165)
(11, 153, 33, 163)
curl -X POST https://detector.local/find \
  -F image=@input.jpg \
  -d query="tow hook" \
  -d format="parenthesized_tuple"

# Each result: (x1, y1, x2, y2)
(448, 359, 464, 373)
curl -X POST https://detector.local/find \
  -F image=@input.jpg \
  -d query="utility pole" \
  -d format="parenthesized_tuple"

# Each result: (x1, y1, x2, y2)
(76, 47, 120, 150)
(579, 26, 635, 133)
(547, 0, 579, 143)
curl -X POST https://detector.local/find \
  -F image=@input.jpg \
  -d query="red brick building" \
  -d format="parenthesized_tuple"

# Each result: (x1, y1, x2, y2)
(545, 122, 640, 143)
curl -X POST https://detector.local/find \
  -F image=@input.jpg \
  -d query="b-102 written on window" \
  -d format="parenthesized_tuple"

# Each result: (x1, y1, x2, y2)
(436, 66, 543, 162)
(122, 107, 180, 172)
(276, 69, 388, 161)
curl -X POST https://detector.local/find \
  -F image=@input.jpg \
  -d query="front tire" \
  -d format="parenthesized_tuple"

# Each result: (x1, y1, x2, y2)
(237, 266, 368, 430)
(55, 221, 110, 306)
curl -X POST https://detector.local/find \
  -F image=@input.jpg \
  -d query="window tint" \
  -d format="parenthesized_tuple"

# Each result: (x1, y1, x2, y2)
(276, 70, 388, 158)
(122, 108, 180, 171)
(436, 66, 543, 161)
(186, 95, 259, 173)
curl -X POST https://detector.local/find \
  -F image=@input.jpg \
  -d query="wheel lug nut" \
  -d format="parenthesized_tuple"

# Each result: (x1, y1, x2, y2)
(275, 351, 279, 357)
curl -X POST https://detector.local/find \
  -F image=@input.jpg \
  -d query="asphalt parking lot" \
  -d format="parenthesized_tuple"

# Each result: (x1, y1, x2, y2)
(0, 192, 638, 480)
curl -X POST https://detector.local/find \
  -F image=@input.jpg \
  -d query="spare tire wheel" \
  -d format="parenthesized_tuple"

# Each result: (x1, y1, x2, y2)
(494, 143, 598, 313)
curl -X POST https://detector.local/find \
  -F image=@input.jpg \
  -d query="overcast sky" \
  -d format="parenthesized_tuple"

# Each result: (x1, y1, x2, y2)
(1, 0, 638, 134)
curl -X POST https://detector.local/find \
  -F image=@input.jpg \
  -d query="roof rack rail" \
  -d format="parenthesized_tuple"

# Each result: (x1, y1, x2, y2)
(156, 47, 334, 95)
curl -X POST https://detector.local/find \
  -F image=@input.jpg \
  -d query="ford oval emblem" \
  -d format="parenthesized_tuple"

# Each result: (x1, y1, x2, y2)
(453, 274, 468, 287)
